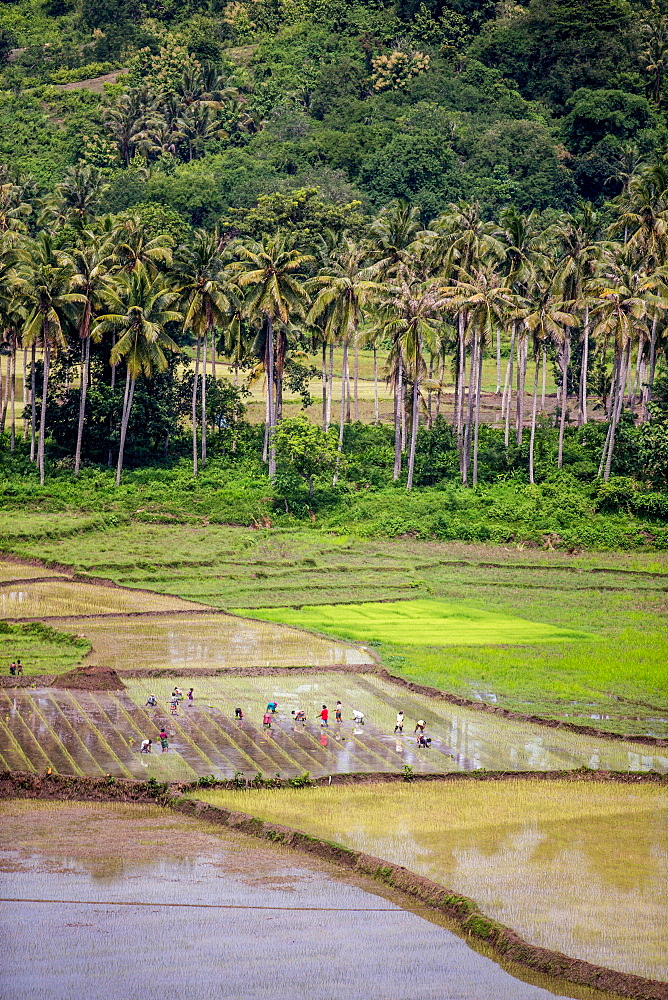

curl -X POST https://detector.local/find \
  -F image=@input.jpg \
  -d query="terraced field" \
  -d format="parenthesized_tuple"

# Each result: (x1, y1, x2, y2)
(1, 674, 665, 781)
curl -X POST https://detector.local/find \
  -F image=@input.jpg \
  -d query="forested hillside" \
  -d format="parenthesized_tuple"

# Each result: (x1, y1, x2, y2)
(0, 0, 663, 212)
(1, 0, 668, 550)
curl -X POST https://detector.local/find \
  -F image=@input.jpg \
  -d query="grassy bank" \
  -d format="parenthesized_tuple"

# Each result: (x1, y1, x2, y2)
(0, 621, 90, 676)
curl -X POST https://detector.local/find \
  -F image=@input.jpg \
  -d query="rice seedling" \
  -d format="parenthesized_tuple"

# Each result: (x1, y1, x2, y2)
(237, 599, 591, 645)
(192, 780, 668, 982)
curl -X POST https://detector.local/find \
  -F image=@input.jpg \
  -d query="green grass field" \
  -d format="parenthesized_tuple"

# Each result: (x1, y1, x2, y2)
(237, 599, 591, 645)
(1, 520, 666, 735)
(0, 621, 90, 676)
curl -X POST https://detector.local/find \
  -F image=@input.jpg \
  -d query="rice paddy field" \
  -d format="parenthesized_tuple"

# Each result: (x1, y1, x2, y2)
(1, 674, 665, 780)
(0, 527, 666, 736)
(191, 780, 668, 983)
(1, 799, 620, 1000)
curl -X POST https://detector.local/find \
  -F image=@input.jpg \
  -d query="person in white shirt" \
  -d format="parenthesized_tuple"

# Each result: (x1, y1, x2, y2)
(352, 709, 365, 725)
(394, 711, 404, 733)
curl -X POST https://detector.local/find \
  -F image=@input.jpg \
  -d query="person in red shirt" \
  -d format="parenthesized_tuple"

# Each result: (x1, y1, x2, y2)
(320, 705, 329, 727)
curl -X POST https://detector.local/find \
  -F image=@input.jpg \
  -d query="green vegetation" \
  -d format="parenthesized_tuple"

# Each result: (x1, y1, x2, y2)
(189, 780, 668, 979)
(0, 0, 668, 539)
(237, 598, 591, 644)
(0, 620, 90, 675)
(1, 520, 666, 733)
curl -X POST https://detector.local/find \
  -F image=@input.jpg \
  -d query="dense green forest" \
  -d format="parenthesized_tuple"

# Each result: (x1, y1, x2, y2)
(1, 0, 668, 549)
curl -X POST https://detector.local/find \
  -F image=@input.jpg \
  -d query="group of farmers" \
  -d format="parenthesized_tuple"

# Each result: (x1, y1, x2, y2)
(139, 693, 432, 753)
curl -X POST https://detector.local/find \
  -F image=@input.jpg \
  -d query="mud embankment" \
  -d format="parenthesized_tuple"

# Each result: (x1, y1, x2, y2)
(2, 770, 667, 999)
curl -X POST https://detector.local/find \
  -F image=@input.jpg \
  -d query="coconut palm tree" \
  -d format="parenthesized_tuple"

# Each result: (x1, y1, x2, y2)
(441, 263, 521, 485)
(231, 233, 311, 478)
(174, 231, 233, 474)
(376, 278, 445, 489)
(60, 233, 116, 476)
(12, 234, 84, 484)
(554, 205, 600, 430)
(307, 238, 380, 457)
(587, 248, 659, 480)
(524, 291, 579, 482)
(92, 266, 180, 485)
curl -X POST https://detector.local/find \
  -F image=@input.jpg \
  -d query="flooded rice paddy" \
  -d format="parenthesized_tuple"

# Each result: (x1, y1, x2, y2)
(0, 800, 626, 1000)
(0, 561, 69, 583)
(0, 579, 204, 619)
(56, 612, 374, 671)
(1, 674, 666, 780)
(193, 781, 668, 983)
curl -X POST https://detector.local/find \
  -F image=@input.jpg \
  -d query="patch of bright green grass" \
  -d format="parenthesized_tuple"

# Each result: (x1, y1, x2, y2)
(236, 599, 591, 646)
(0, 621, 90, 676)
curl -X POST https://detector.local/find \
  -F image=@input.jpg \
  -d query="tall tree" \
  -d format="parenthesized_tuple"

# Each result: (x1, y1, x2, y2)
(232, 234, 311, 478)
(60, 233, 115, 476)
(174, 231, 232, 475)
(13, 235, 84, 484)
(92, 266, 180, 485)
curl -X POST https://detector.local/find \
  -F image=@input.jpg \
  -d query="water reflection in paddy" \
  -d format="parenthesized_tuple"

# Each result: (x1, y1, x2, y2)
(195, 781, 668, 983)
(0, 581, 203, 619)
(0, 801, 624, 1000)
(1, 676, 666, 781)
(55, 612, 373, 671)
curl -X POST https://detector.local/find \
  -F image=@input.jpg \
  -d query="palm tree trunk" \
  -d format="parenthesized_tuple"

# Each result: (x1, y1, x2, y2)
(642, 313, 658, 420)
(516, 333, 526, 446)
(406, 343, 421, 492)
(9, 337, 16, 452)
(327, 342, 334, 429)
(557, 336, 570, 468)
(22, 346, 28, 442)
(267, 314, 276, 478)
(333, 339, 348, 486)
(338, 340, 348, 450)
(472, 331, 484, 487)
(503, 323, 516, 448)
(108, 335, 117, 467)
(201, 329, 208, 466)
(462, 333, 477, 484)
(30, 341, 36, 462)
(373, 346, 379, 422)
(529, 352, 540, 484)
(353, 340, 359, 421)
(211, 328, 216, 381)
(321, 340, 327, 430)
(393, 353, 402, 481)
(427, 353, 433, 428)
(400, 359, 406, 452)
(436, 350, 444, 420)
(192, 337, 200, 477)
(37, 339, 51, 486)
(578, 307, 589, 426)
(0, 352, 7, 432)
(603, 342, 631, 481)
(116, 367, 135, 487)
(74, 336, 90, 477)
(495, 325, 501, 394)
(541, 346, 547, 411)
(456, 313, 466, 442)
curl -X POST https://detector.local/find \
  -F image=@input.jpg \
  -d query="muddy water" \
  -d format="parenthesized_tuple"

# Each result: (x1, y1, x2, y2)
(1, 675, 666, 781)
(54, 612, 374, 671)
(0, 801, 622, 1000)
(220, 782, 668, 983)
(0, 580, 203, 619)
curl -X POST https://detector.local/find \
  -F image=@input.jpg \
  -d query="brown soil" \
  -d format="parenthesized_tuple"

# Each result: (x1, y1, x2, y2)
(51, 663, 125, 691)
